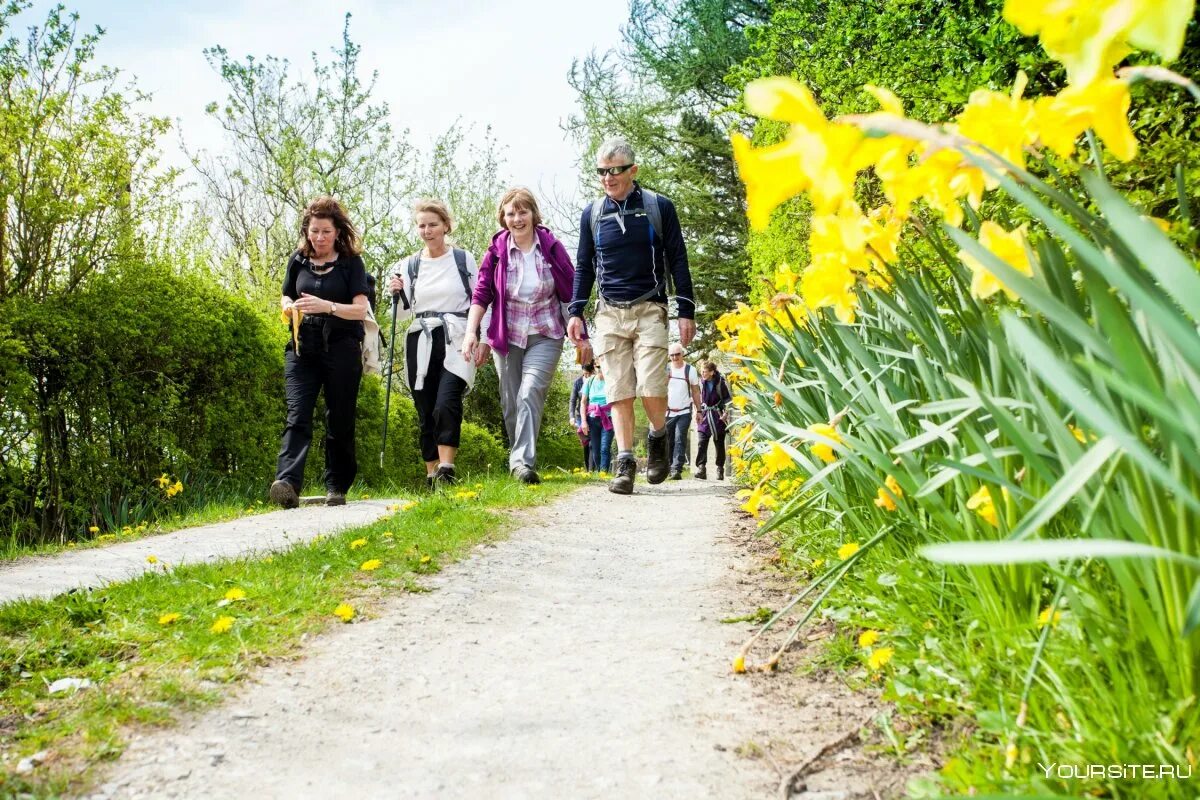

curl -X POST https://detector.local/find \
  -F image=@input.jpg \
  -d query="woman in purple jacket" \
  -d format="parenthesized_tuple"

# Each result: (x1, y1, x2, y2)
(462, 188, 590, 484)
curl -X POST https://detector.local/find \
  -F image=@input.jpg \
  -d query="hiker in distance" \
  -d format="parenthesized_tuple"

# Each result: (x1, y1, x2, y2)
(665, 342, 702, 480)
(694, 360, 732, 480)
(271, 196, 371, 509)
(461, 188, 588, 485)
(387, 199, 482, 488)
(569, 361, 596, 470)
(567, 136, 696, 495)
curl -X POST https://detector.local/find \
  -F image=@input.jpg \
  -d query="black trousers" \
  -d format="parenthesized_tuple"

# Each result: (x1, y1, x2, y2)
(696, 428, 726, 469)
(276, 330, 363, 493)
(407, 327, 467, 463)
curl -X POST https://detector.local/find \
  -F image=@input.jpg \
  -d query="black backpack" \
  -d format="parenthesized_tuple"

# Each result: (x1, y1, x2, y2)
(405, 248, 471, 308)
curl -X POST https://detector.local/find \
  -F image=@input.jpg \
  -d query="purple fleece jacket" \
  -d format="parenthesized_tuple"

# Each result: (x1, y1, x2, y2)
(472, 225, 585, 356)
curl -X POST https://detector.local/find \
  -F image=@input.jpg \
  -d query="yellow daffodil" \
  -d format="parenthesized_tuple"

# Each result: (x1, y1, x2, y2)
(874, 475, 903, 511)
(762, 443, 794, 475)
(349, 538, 368, 550)
(210, 615, 235, 634)
(967, 485, 1001, 527)
(737, 485, 777, 518)
(1033, 77, 1137, 162)
(359, 559, 382, 571)
(867, 645, 895, 671)
(801, 258, 858, 324)
(158, 612, 181, 626)
(837, 542, 860, 560)
(806, 422, 843, 463)
(155, 474, 170, 488)
(732, 132, 813, 231)
(959, 222, 1034, 301)
(858, 630, 880, 648)
(333, 603, 355, 622)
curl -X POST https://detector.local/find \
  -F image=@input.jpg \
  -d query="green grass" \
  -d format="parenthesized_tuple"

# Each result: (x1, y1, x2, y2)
(0, 473, 586, 797)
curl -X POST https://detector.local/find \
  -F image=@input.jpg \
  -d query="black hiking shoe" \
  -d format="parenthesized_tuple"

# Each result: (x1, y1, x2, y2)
(269, 480, 299, 509)
(695, 465, 707, 480)
(433, 464, 458, 486)
(326, 491, 346, 506)
(717, 465, 725, 481)
(512, 465, 541, 485)
(609, 456, 637, 495)
(668, 468, 682, 480)
(645, 429, 669, 484)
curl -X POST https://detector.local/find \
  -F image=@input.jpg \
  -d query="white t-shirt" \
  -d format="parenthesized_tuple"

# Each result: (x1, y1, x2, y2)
(667, 362, 700, 417)
(513, 243, 541, 302)
(411, 250, 476, 314)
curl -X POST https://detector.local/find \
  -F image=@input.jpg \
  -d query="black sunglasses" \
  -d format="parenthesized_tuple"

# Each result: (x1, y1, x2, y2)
(595, 164, 635, 177)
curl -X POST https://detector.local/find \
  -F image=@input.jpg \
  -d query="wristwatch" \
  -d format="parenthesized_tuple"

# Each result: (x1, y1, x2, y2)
(330, 303, 338, 315)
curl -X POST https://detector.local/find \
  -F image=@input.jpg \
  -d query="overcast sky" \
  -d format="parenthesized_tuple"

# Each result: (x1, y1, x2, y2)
(13, 0, 629, 206)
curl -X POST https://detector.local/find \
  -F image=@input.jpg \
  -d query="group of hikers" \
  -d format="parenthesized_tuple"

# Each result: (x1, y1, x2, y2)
(268, 137, 732, 508)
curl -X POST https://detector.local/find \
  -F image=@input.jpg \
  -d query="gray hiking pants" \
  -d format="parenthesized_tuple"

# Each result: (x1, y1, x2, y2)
(494, 333, 564, 471)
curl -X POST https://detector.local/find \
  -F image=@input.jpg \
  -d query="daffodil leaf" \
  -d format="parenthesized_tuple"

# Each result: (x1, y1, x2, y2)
(1006, 437, 1121, 542)
(1185, 580, 1200, 638)
(921, 539, 1200, 570)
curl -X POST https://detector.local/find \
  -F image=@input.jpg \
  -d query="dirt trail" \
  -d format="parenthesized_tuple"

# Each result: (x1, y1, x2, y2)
(0, 501, 401, 605)
(89, 481, 896, 799)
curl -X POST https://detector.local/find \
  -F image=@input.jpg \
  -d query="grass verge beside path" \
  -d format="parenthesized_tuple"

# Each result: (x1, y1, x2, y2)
(0, 473, 584, 798)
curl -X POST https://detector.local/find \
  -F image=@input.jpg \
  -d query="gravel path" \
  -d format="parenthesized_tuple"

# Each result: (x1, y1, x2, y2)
(0, 501, 402, 605)
(89, 480, 817, 799)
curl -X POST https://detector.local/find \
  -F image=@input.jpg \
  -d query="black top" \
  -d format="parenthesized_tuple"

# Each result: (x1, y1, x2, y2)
(282, 251, 370, 340)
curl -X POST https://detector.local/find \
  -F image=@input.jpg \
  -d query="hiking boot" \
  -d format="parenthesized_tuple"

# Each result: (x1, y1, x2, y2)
(425, 475, 436, 490)
(695, 465, 707, 480)
(326, 491, 346, 506)
(717, 465, 725, 481)
(609, 456, 637, 495)
(269, 480, 299, 509)
(669, 468, 682, 481)
(645, 429, 669, 484)
(512, 465, 541, 485)
(433, 464, 458, 486)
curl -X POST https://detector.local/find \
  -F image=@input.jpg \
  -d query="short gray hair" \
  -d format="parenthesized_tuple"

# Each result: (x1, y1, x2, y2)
(596, 136, 635, 165)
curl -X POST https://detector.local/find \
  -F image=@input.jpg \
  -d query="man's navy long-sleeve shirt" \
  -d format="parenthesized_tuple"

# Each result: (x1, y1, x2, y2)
(570, 184, 695, 319)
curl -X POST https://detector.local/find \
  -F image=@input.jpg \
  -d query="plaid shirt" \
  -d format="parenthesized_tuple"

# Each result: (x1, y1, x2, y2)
(505, 241, 565, 349)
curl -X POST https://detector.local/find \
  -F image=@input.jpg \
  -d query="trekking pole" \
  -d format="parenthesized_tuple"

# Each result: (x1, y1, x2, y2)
(379, 277, 410, 468)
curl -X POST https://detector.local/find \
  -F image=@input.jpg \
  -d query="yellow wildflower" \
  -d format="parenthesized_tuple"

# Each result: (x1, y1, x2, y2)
(731, 395, 750, 411)
(867, 645, 895, 671)
(736, 485, 777, 518)
(811, 558, 825, 570)
(382, 531, 394, 539)
(762, 443, 794, 476)
(210, 616, 235, 634)
(837, 542, 860, 560)
(333, 603, 355, 622)
(146, 555, 158, 564)
(401, 501, 418, 511)
(858, 630, 880, 648)
(349, 538, 368, 550)
(802, 257, 858, 324)
(967, 485, 1001, 527)
(155, 474, 170, 488)
(955, 72, 1037, 182)
(454, 490, 479, 500)
(732, 655, 746, 674)
(1033, 77, 1136, 162)
(1037, 607, 1063, 628)
(959, 222, 1034, 301)
(158, 612, 181, 626)
(360, 559, 383, 571)
(874, 475, 903, 512)
(806, 422, 843, 463)
(223, 587, 247, 602)
(88, 525, 99, 534)
(420, 555, 432, 564)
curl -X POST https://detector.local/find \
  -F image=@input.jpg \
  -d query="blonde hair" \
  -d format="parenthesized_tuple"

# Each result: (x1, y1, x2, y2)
(298, 196, 362, 257)
(496, 187, 543, 230)
(412, 198, 454, 233)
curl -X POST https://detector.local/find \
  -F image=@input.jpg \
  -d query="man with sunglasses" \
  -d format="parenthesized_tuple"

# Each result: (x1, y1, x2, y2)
(567, 137, 695, 495)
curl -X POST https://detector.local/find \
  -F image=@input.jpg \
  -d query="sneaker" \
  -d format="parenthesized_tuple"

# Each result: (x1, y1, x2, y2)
(326, 491, 346, 506)
(717, 465, 725, 481)
(695, 466, 707, 480)
(668, 469, 682, 481)
(512, 465, 541, 485)
(433, 464, 458, 486)
(426, 476, 435, 490)
(269, 480, 299, 509)
(609, 456, 637, 495)
(645, 429, 669, 484)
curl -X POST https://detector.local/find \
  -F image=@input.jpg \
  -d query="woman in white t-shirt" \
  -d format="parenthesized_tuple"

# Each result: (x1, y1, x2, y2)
(387, 199, 481, 487)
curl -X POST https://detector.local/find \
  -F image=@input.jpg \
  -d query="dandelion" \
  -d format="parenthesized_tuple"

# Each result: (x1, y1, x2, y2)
(874, 475, 903, 511)
(223, 587, 247, 602)
(811, 558, 825, 570)
(858, 630, 880, 648)
(158, 612, 181, 626)
(88, 525, 99, 534)
(360, 559, 382, 571)
(1037, 607, 1063, 628)
(349, 538, 368, 550)
(382, 531, 394, 539)
(146, 555, 158, 564)
(837, 542, 860, 560)
(867, 646, 894, 671)
(454, 490, 479, 500)
(210, 615, 235, 634)
(420, 555, 432, 564)
(732, 655, 746, 674)
(333, 603, 355, 622)
(401, 501, 418, 511)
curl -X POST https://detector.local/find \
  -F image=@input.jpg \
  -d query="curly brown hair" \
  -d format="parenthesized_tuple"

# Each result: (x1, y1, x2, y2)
(298, 196, 362, 258)
(496, 187, 543, 230)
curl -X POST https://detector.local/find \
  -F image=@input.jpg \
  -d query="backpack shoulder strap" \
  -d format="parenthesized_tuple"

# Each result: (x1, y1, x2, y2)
(588, 198, 606, 245)
(452, 249, 472, 300)
(640, 188, 663, 240)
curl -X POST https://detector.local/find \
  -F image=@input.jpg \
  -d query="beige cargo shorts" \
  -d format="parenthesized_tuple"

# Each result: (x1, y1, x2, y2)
(593, 300, 669, 403)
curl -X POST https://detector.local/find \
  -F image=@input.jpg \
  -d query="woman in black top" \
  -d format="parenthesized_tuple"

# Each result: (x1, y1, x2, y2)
(270, 196, 371, 508)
